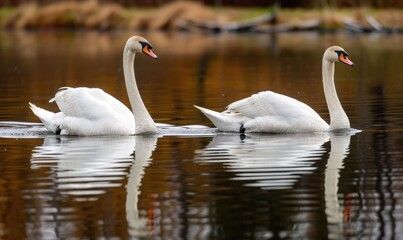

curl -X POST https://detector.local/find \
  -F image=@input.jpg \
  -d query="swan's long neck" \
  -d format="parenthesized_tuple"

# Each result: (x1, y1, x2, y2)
(123, 48, 157, 134)
(322, 58, 350, 130)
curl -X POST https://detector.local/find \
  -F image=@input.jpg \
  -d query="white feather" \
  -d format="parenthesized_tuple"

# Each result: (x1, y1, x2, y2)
(195, 91, 328, 133)
(30, 87, 135, 136)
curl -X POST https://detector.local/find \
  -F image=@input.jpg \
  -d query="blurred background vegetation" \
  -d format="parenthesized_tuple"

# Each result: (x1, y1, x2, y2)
(0, 0, 401, 31)
(0, 0, 401, 8)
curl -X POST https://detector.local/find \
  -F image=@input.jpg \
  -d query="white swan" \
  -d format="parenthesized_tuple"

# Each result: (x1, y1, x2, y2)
(29, 36, 158, 135)
(195, 46, 354, 133)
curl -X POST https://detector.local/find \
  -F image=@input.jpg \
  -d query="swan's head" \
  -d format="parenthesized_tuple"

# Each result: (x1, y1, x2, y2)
(126, 36, 158, 59)
(325, 46, 354, 66)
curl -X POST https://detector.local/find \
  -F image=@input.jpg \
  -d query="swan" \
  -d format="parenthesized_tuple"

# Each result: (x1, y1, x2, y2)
(29, 36, 158, 135)
(195, 46, 354, 133)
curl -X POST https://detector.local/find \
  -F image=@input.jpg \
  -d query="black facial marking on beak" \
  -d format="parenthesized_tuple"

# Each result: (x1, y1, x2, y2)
(335, 50, 348, 57)
(139, 41, 153, 51)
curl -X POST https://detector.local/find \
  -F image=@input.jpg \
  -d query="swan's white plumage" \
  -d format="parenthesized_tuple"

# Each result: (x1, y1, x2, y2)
(29, 102, 65, 133)
(196, 46, 354, 133)
(51, 87, 134, 126)
(30, 87, 135, 135)
(228, 91, 321, 119)
(195, 91, 329, 133)
(30, 36, 157, 136)
(230, 91, 329, 132)
(194, 105, 248, 132)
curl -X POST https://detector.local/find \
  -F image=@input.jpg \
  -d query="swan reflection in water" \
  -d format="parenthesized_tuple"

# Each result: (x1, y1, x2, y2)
(195, 133, 330, 190)
(195, 131, 356, 238)
(29, 135, 158, 239)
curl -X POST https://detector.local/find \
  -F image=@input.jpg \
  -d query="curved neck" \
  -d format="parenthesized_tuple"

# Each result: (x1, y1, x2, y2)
(123, 48, 157, 134)
(322, 58, 350, 130)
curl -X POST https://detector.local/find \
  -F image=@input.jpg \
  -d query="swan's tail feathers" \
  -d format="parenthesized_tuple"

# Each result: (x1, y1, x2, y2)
(194, 105, 244, 132)
(29, 102, 54, 120)
(29, 102, 60, 133)
(194, 105, 224, 128)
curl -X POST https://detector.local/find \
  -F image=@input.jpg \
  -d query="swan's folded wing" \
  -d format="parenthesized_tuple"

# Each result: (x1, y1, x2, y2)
(227, 91, 320, 119)
(52, 87, 133, 123)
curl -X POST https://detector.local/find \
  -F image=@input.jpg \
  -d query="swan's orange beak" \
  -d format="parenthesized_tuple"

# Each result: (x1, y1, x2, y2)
(339, 53, 354, 66)
(143, 45, 158, 59)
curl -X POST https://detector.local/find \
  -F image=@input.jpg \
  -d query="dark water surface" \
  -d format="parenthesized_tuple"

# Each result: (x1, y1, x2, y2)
(0, 31, 402, 239)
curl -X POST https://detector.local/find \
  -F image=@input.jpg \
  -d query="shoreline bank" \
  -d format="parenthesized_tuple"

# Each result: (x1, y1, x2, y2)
(1, 1, 401, 33)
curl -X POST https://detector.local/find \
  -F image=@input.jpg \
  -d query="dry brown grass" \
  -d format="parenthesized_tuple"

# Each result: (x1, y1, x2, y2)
(4, 0, 125, 30)
(3, 0, 216, 30)
(279, 8, 402, 30)
(126, 1, 215, 30)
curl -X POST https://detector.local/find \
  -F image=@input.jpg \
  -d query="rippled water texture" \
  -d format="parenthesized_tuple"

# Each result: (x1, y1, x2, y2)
(0, 31, 402, 239)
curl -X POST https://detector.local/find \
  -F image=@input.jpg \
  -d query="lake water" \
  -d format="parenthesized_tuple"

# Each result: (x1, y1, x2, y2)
(0, 31, 402, 239)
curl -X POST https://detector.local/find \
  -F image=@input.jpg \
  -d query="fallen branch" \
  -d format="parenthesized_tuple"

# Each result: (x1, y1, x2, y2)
(344, 16, 403, 33)
(181, 8, 277, 33)
(366, 15, 383, 31)
(255, 19, 321, 33)
(343, 17, 373, 33)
